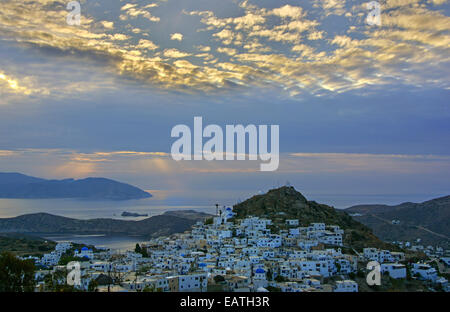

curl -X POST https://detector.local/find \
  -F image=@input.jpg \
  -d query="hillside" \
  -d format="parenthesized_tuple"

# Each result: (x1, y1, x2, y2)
(0, 210, 210, 238)
(0, 233, 57, 257)
(163, 210, 213, 220)
(0, 172, 151, 200)
(346, 195, 450, 247)
(233, 186, 396, 251)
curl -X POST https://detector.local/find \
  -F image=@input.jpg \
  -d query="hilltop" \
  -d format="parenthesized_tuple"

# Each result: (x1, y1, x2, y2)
(0, 172, 151, 200)
(347, 195, 450, 247)
(233, 186, 396, 251)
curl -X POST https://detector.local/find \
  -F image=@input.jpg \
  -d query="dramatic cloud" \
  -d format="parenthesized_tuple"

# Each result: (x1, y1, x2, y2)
(0, 0, 448, 99)
(0, 1, 448, 208)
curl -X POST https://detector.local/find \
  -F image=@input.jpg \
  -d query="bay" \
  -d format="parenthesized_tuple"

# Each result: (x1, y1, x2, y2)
(0, 197, 214, 220)
(0, 198, 215, 250)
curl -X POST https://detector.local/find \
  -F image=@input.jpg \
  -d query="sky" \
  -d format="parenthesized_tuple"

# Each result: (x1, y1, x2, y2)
(0, 0, 449, 208)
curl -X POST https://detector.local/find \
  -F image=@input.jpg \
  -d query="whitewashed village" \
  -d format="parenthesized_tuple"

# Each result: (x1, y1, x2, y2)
(23, 203, 450, 292)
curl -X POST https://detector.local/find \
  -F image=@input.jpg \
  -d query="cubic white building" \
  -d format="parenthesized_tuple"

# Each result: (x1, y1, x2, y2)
(334, 280, 358, 292)
(381, 263, 407, 279)
(411, 263, 438, 282)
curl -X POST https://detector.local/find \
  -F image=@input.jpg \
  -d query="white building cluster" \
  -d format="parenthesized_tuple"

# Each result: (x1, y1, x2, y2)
(38, 241, 73, 266)
(127, 212, 358, 292)
(28, 207, 448, 292)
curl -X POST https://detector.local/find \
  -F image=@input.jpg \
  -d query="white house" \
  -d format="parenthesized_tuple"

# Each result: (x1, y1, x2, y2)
(253, 268, 268, 288)
(381, 263, 407, 279)
(40, 251, 61, 266)
(310, 223, 326, 231)
(334, 280, 358, 292)
(55, 242, 72, 254)
(363, 248, 394, 263)
(74, 247, 94, 260)
(297, 260, 331, 278)
(441, 257, 450, 267)
(286, 219, 299, 226)
(178, 273, 208, 292)
(319, 232, 343, 246)
(90, 261, 113, 272)
(411, 263, 438, 282)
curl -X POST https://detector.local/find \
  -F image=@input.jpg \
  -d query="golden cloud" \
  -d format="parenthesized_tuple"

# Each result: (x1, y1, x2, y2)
(120, 3, 160, 22)
(170, 33, 184, 41)
(0, 71, 50, 98)
(0, 0, 448, 98)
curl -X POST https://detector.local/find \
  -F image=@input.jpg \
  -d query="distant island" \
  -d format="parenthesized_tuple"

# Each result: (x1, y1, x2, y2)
(121, 211, 148, 217)
(0, 172, 151, 200)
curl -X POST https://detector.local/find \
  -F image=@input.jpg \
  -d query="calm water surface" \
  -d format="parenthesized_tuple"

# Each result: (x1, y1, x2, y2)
(0, 197, 214, 219)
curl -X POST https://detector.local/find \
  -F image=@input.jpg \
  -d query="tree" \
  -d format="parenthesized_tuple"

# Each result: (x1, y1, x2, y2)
(43, 273, 54, 291)
(266, 286, 281, 292)
(143, 284, 156, 292)
(0, 252, 36, 292)
(105, 266, 125, 292)
(357, 270, 365, 278)
(88, 280, 98, 292)
(214, 275, 225, 283)
(199, 275, 205, 292)
(134, 244, 148, 257)
(135, 243, 142, 254)
(266, 268, 273, 281)
(138, 265, 150, 274)
(406, 267, 412, 280)
(43, 270, 76, 292)
(58, 254, 88, 266)
(141, 247, 149, 258)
